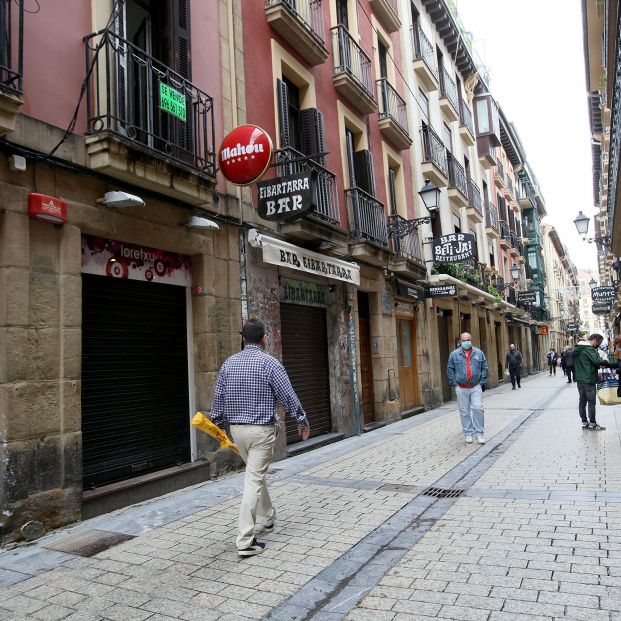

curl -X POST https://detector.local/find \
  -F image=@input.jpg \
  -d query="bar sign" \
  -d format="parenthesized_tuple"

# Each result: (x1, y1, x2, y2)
(159, 83, 186, 122)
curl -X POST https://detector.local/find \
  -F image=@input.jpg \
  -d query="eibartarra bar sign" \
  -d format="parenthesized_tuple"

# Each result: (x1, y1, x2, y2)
(432, 233, 476, 263)
(257, 170, 317, 222)
(591, 286, 616, 303)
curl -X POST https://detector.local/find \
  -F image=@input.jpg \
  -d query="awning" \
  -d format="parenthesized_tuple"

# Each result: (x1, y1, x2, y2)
(249, 232, 360, 285)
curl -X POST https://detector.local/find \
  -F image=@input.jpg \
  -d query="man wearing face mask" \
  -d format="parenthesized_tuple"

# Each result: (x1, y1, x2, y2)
(447, 332, 489, 444)
(505, 344, 523, 390)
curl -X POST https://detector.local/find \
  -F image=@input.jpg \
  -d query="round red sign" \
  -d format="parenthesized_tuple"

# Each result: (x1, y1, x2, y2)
(218, 125, 273, 186)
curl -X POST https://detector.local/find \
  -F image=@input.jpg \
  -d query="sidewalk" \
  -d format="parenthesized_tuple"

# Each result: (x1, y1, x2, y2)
(1, 373, 620, 620)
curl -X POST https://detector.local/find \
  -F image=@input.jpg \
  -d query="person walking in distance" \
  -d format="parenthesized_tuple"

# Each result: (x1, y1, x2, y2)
(574, 332, 610, 430)
(547, 348, 558, 376)
(505, 343, 523, 390)
(447, 332, 489, 445)
(564, 345, 576, 383)
(209, 319, 310, 557)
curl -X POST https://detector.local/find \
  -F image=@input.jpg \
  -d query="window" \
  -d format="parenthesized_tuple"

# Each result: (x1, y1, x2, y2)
(378, 40, 388, 79)
(443, 122, 452, 153)
(453, 214, 461, 234)
(336, 0, 349, 29)
(388, 167, 398, 215)
(419, 89, 430, 124)
(482, 180, 489, 204)
(497, 194, 507, 221)
(344, 125, 376, 196)
(489, 245, 496, 268)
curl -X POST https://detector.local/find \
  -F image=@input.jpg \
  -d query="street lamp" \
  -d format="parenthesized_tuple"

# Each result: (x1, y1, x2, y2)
(510, 263, 521, 282)
(589, 277, 598, 289)
(573, 210, 611, 248)
(387, 179, 440, 239)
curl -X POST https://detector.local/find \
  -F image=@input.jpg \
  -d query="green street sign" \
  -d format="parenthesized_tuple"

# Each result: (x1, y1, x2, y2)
(159, 83, 186, 122)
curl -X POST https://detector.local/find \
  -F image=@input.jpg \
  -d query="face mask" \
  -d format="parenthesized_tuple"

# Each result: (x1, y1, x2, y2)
(461, 341, 472, 350)
(510, 346, 515, 351)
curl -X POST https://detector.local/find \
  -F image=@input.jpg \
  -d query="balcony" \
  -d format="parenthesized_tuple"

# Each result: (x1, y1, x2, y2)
(485, 203, 500, 237)
(467, 180, 484, 223)
(265, 0, 329, 65)
(420, 123, 448, 187)
(331, 25, 377, 114)
(506, 286, 517, 306)
(388, 214, 424, 269)
(412, 25, 438, 91)
(518, 183, 537, 209)
(477, 140, 496, 170)
(439, 68, 459, 122)
(459, 100, 475, 146)
(369, 0, 401, 32)
(347, 187, 390, 265)
(494, 161, 506, 189)
(377, 78, 411, 150)
(499, 220, 511, 250)
(510, 233, 524, 259)
(275, 147, 347, 252)
(84, 29, 216, 206)
(447, 153, 468, 207)
(0, 0, 23, 134)
(505, 176, 515, 200)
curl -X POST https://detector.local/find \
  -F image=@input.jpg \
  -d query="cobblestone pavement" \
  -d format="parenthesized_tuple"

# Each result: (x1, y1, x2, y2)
(2, 373, 621, 620)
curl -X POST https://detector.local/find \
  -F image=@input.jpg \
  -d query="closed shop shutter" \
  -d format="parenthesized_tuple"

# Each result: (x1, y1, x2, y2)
(280, 304, 331, 443)
(81, 274, 190, 488)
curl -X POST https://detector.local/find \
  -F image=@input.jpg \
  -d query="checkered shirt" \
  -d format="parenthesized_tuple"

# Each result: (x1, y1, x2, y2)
(209, 345, 309, 427)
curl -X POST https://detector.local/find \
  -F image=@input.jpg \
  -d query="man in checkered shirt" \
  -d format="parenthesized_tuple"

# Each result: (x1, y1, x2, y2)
(210, 318, 310, 557)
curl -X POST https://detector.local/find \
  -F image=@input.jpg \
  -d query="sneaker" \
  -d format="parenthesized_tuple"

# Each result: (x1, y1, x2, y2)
(512, 386, 516, 390)
(581, 422, 589, 429)
(476, 435, 486, 444)
(238, 539, 265, 557)
(518, 384, 521, 388)
(255, 522, 275, 534)
(465, 435, 474, 444)
(588, 423, 606, 430)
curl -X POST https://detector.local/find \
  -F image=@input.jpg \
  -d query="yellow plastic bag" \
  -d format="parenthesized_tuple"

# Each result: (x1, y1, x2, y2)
(191, 412, 240, 456)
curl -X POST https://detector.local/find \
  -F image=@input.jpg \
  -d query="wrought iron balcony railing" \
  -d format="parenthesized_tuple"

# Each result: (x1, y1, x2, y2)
(0, 0, 23, 93)
(388, 214, 423, 263)
(266, 0, 326, 44)
(275, 147, 340, 226)
(507, 176, 514, 196)
(346, 187, 388, 248)
(421, 123, 448, 176)
(511, 233, 524, 256)
(331, 25, 374, 101)
(507, 285, 516, 305)
(500, 220, 511, 243)
(84, 29, 216, 178)
(439, 68, 459, 113)
(460, 100, 474, 135)
(468, 180, 483, 217)
(412, 24, 437, 78)
(485, 202, 499, 231)
(496, 160, 505, 184)
(377, 78, 409, 137)
(447, 153, 467, 197)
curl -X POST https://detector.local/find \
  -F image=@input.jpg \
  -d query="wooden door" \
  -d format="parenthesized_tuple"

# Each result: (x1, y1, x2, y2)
(359, 318, 375, 425)
(397, 319, 419, 410)
(437, 314, 452, 402)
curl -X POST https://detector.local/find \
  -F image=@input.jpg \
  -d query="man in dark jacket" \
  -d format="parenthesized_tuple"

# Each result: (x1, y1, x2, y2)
(575, 333, 609, 430)
(505, 344, 523, 390)
(565, 346, 576, 384)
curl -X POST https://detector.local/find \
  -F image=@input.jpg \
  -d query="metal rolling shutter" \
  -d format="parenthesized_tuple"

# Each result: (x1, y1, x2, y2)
(81, 274, 190, 488)
(281, 304, 331, 443)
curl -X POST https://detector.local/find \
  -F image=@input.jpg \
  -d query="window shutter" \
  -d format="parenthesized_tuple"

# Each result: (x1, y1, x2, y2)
(276, 78, 290, 148)
(114, 3, 128, 132)
(300, 108, 325, 165)
(172, 0, 191, 79)
(354, 149, 376, 197)
(388, 169, 397, 215)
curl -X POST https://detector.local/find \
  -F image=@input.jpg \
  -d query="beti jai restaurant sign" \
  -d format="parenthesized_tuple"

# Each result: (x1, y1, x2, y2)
(432, 233, 476, 263)
(257, 170, 317, 222)
(252, 233, 360, 285)
(81, 235, 192, 286)
(591, 286, 616, 303)
(218, 125, 273, 185)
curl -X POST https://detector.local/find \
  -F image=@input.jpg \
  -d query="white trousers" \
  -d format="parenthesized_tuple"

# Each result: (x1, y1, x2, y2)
(229, 424, 277, 550)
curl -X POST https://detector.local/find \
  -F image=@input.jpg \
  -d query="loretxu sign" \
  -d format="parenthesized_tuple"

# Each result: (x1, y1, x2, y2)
(432, 233, 476, 263)
(591, 286, 616, 303)
(426, 284, 457, 298)
(218, 125, 273, 185)
(257, 170, 317, 222)
(516, 290, 537, 304)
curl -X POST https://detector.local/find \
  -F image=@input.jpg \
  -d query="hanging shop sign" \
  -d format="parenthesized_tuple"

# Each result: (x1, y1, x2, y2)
(28, 193, 67, 225)
(538, 325, 549, 335)
(592, 302, 612, 315)
(425, 284, 457, 298)
(567, 323, 580, 332)
(395, 279, 424, 302)
(159, 83, 186, 121)
(255, 233, 360, 285)
(591, 286, 616, 303)
(432, 233, 476, 263)
(516, 290, 538, 304)
(81, 235, 192, 286)
(280, 277, 328, 308)
(257, 170, 317, 222)
(218, 125, 273, 185)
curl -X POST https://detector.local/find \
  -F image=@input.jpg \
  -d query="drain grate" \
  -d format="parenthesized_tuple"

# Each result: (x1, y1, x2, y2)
(43, 529, 135, 557)
(377, 483, 418, 493)
(422, 487, 464, 499)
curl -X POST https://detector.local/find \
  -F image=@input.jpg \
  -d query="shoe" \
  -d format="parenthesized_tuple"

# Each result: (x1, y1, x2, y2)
(588, 423, 606, 430)
(512, 386, 516, 390)
(567, 380, 572, 384)
(582, 422, 589, 429)
(476, 435, 486, 444)
(518, 384, 521, 388)
(255, 522, 275, 534)
(238, 539, 265, 557)
(465, 435, 473, 444)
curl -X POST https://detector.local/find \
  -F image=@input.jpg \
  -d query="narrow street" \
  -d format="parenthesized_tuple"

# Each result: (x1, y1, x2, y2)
(1, 373, 620, 620)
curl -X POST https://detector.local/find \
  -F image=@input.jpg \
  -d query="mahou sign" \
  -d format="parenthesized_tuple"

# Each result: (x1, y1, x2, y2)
(218, 125, 273, 185)
(591, 286, 616, 303)
(432, 233, 476, 263)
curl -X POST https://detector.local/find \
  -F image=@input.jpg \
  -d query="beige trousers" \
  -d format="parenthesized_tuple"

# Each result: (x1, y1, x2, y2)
(229, 424, 277, 550)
